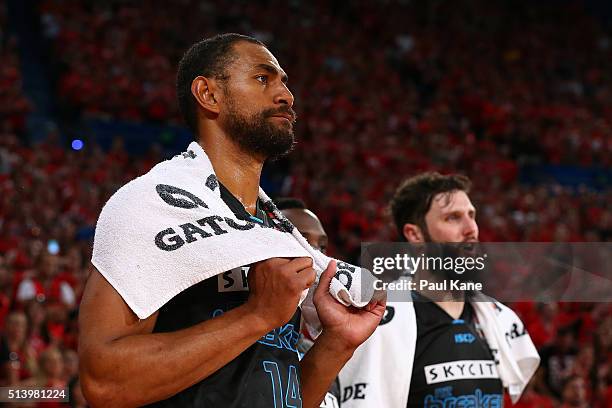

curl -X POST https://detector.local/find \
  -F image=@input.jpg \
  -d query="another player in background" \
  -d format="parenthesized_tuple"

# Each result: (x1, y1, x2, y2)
(276, 198, 328, 254)
(276, 197, 339, 408)
(339, 172, 539, 407)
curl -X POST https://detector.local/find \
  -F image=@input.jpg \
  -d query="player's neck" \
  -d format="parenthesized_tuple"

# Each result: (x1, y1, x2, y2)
(415, 268, 465, 319)
(197, 138, 263, 216)
(435, 300, 465, 320)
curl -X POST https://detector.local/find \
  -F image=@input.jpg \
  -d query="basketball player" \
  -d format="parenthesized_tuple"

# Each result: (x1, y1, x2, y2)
(340, 172, 538, 407)
(78, 34, 385, 407)
(276, 198, 328, 255)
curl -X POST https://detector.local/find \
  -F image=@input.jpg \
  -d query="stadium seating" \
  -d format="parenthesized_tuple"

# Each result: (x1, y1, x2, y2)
(0, 0, 610, 406)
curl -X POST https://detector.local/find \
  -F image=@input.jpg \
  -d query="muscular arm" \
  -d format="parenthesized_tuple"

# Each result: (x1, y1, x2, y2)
(78, 266, 271, 407)
(300, 333, 354, 408)
(299, 260, 386, 408)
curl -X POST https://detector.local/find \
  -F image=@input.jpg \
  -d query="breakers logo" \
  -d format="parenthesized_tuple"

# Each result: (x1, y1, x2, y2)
(258, 323, 300, 352)
(424, 387, 502, 408)
(425, 360, 499, 384)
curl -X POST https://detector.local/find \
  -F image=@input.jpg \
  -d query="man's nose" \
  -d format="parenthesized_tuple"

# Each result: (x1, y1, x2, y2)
(274, 83, 294, 107)
(463, 217, 478, 240)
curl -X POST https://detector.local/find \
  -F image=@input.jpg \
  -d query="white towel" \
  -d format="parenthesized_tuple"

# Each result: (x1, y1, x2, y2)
(471, 296, 540, 403)
(91, 142, 375, 331)
(339, 287, 540, 406)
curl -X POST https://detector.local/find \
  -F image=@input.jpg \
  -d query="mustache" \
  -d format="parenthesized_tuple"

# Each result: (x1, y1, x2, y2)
(263, 107, 297, 122)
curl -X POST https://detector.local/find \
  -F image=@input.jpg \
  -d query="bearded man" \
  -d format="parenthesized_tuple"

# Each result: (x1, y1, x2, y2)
(78, 33, 383, 408)
(339, 172, 539, 408)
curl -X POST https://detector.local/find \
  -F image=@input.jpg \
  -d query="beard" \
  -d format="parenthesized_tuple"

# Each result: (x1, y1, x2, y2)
(221, 98, 297, 161)
(422, 229, 483, 284)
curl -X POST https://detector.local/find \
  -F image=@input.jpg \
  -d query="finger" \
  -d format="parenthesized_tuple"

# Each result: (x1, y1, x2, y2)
(365, 297, 387, 313)
(372, 288, 387, 303)
(297, 268, 317, 289)
(290, 267, 316, 292)
(374, 301, 387, 318)
(284, 256, 313, 273)
(314, 259, 336, 297)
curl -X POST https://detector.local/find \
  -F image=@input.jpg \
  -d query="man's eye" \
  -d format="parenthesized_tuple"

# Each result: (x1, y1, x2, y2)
(256, 75, 268, 84)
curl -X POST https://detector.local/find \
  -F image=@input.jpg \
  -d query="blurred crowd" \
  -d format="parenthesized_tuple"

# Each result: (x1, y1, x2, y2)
(38, 0, 611, 256)
(1, 0, 611, 407)
(0, 5, 86, 408)
(0, 5, 32, 138)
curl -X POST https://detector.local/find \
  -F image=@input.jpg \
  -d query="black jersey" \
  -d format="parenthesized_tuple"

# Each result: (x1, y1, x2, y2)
(407, 292, 504, 408)
(146, 184, 303, 408)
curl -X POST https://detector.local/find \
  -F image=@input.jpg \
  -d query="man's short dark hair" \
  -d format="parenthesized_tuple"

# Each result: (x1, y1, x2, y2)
(275, 197, 307, 210)
(389, 172, 472, 238)
(176, 33, 265, 134)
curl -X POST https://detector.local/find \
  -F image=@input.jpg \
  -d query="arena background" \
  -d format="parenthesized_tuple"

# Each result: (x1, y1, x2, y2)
(0, 0, 610, 406)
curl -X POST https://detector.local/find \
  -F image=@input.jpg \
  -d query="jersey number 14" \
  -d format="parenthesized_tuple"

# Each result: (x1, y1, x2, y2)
(263, 361, 302, 408)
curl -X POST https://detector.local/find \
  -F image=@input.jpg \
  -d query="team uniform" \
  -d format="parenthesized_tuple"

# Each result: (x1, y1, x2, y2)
(407, 292, 503, 407)
(338, 282, 537, 408)
(146, 184, 303, 408)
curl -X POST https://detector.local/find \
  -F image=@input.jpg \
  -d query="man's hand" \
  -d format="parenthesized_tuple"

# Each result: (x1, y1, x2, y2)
(313, 260, 386, 351)
(300, 260, 386, 408)
(246, 257, 316, 331)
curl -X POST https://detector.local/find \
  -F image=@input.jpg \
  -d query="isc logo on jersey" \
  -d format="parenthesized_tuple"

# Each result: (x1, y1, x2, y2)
(425, 360, 499, 384)
(218, 267, 249, 292)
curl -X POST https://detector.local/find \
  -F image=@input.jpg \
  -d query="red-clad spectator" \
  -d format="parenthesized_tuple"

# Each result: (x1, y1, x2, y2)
(62, 348, 78, 383)
(559, 375, 589, 408)
(540, 324, 580, 397)
(20, 347, 67, 408)
(0, 1, 609, 405)
(510, 367, 558, 408)
(13, 253, 77, 311)
(0, 258, 11, 329)
(24, 300, 48, 356)
(2, 312, 38, 381)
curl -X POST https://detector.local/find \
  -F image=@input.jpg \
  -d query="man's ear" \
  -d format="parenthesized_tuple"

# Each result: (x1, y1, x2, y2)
(403, 223, 424, 243)
(191, 76, 220, 115)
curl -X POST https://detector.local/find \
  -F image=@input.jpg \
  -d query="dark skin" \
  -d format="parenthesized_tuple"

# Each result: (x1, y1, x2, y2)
(281, 208, 329, 253)
(192, 42, 296, 213)
(79, 41, 385, 408)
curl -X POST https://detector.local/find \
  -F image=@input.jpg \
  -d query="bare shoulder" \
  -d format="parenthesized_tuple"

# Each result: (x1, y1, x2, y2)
(79, 264, 159, 344)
